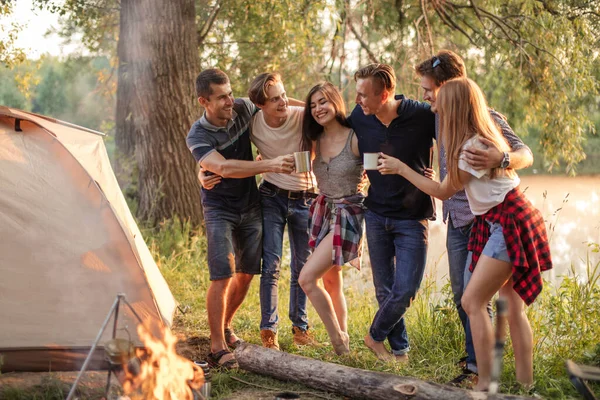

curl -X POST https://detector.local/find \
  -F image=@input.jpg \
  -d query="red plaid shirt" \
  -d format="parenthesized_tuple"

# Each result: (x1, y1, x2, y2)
(468, 187, 552, 305)
(309, 193, 365, 270)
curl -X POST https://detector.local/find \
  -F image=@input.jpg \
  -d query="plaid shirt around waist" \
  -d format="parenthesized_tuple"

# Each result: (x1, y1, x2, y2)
(309, 193, 365, 270)
(468, 187, 552, 305)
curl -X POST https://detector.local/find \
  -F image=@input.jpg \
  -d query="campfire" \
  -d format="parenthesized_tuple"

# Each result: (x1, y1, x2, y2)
(111, 323, 205, 400)
(66, 295, 207, 400)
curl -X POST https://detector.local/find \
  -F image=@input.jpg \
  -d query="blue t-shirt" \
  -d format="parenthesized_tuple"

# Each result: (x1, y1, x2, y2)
(186, 98, 260, 212)
(349, 95, 436, 220)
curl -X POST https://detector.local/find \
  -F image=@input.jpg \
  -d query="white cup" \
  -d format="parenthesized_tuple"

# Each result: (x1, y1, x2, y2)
(293, 151, 311, 173)
(363, 152, 379, 170)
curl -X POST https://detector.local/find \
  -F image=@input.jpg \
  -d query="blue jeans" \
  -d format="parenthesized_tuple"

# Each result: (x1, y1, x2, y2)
(259, 184, 311, 332)
(365, 209, 428, 355)
(449, 219, 494, 373)
(203, 203, 262, 281)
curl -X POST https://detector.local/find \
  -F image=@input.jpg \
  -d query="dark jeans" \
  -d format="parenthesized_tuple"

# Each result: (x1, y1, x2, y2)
(259, 184, 311, 332)
(447, 219, 493, 373)
(203, 203, 262, 281)
(365, 209, 428, 355)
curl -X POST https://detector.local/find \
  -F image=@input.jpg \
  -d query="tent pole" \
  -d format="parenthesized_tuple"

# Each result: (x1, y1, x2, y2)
(104, 295, 123, 397)
(66, 294, 124, 400)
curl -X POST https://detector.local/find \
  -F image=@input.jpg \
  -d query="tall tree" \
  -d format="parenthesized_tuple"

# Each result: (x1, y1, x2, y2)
(125, 0, 202, 226)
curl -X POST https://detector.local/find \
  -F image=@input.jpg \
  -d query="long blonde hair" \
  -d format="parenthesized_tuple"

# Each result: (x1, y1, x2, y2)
(437, 78, 515, 189)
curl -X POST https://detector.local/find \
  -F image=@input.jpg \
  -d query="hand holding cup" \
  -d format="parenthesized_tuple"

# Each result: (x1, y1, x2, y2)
(293, 151, 312, 173)
(272, 154, 295, 174)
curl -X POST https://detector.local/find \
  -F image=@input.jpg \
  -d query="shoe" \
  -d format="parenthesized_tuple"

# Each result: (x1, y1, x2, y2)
(224, 327, 243, 349)
(448, 367, 478, 388)
(260, 329, 280, 350)
(292, 326, 321, 347)
(207, 349, 238, 370)
(456, 356, 468, 368)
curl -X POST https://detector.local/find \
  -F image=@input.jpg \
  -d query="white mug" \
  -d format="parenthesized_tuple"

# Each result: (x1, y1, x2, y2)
(293, 151, 311, 173)
(363, 152, 379, 170)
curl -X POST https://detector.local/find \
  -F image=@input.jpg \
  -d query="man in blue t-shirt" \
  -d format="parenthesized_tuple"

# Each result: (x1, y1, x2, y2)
(348, 63, 436, 362)
(186, 68, 294, 369)
(414, 50, 533, 385)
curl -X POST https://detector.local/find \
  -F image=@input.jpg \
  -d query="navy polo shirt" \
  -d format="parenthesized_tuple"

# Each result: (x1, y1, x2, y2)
(349, 95, 436, 220)
(186, 98, 260, 212)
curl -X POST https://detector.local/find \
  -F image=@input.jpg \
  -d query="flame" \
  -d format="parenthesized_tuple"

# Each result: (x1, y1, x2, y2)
(121, 322, 204, 399)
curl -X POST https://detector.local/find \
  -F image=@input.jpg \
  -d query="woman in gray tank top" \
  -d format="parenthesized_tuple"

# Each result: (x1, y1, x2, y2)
(297, 82, 365, 355)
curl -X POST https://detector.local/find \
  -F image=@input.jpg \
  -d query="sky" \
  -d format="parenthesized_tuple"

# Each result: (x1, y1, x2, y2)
(4, 0, 79, 58)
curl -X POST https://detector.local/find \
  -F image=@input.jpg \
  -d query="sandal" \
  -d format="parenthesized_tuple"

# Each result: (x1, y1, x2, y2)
(207, 349, 238, 370)
(224, 327, 243, 349)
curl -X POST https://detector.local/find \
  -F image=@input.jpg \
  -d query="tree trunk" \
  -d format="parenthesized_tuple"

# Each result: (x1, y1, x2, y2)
(127, 0, 203, 227)
(234, 343, 535, 400)
(114, 0, 137, 192)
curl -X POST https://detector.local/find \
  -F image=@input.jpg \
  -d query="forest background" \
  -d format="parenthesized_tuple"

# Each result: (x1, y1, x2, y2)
(1, 0, 599, 228)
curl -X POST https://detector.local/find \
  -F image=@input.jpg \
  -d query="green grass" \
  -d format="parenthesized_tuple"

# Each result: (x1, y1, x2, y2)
(151, 220, 600, 399)
(0, 375, 104, 400)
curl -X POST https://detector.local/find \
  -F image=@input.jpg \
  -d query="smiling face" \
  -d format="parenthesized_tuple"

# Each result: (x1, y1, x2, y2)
(355, 77, 385, 116)
(258, 81, 289, 119)
(420, 75, 441, 113)
(199, 82, 234, 126)
(310, 90, 337, 127)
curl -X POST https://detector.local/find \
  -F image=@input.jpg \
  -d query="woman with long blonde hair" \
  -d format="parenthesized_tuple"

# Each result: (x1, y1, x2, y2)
(377, 77, 552, 391)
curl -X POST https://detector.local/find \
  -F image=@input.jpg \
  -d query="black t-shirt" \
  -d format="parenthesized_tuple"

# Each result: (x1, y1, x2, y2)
(349, 95, 436, 220)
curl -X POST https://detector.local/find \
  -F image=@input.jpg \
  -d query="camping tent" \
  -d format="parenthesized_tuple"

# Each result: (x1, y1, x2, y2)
(0, 106, 177, 372)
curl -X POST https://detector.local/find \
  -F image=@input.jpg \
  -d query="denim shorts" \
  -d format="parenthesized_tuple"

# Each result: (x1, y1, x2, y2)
(481, 220, 511, 263)
(203, 203, 263, 281)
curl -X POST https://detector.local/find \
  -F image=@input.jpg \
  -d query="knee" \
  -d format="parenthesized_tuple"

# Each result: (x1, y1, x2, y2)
(461, 292, 483, 317)
(322, 275, 339, 292)
(261, 267, 280, 281)
(236, 272, 254, 285)
(298, 273, 317, 294)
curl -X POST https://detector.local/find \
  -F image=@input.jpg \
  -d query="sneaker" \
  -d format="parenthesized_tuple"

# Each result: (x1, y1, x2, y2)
(260, 329, 280, 350)
(448, 367, 478, 388)
(292, 326, 321, 347)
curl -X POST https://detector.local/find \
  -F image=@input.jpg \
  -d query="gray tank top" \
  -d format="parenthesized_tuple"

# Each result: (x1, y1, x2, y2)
(313, 130, 364, 199)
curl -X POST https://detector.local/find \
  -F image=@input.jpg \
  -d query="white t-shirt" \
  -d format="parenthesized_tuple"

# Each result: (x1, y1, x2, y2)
(250, 106, 316, 191)
(458, 136, 520, 215)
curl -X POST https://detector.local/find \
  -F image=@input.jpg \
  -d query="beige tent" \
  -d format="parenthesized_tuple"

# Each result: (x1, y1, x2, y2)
(0, 106, 177, 372)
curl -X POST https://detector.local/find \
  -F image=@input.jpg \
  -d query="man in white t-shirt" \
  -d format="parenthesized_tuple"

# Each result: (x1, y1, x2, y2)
(200, 73, 320, 350)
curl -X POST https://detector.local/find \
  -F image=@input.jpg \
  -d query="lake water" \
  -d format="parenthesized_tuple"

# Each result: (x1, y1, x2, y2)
(347, 175, 600, 292)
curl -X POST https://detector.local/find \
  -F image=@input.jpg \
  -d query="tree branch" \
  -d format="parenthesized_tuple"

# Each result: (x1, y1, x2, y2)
(198, 1, 222, 47)
(347, 19, 378, 64)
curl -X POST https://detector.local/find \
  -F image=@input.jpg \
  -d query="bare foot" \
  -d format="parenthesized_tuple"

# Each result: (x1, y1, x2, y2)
(473, 377, 488, 392)
(364, 334, 394, 361)
(394, 353, 409, 363)
(333, 332, 350, 355)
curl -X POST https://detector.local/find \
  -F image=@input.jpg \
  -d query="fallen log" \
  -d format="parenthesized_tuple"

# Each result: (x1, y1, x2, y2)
(234, 343, 534, 400)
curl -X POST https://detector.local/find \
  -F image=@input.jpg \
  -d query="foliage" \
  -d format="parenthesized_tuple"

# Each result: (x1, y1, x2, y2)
(33, 0, 600, 175)
(0, 3, 26, 67)
(0, 55, 115, 132)
(340, 0, 600, 174)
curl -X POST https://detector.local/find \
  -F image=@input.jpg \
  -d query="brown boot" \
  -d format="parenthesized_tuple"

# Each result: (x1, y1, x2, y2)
(292, 326, 322, 347)
(260, 329, 280, 350)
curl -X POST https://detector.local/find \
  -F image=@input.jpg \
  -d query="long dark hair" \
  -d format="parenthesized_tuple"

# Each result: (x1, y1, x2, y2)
(301, 82, 350, 151)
